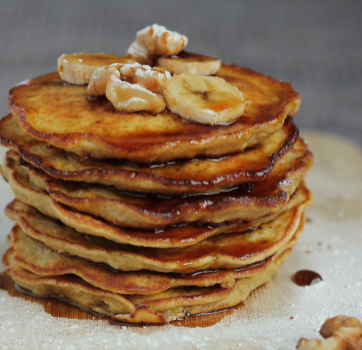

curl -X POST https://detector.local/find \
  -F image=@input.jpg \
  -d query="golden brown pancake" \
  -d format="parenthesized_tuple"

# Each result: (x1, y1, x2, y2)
(0, 114, 299, 195)
(5, 200, 305, 273)
(1, 47, 314, 326)
(8, 65, 301, 162)
(2, 139, 312, 228)
(10, 222, 304, 294)
(4, 181, 311, 248)
(4, 248, 136, 315)
(3, 247, 292, 323)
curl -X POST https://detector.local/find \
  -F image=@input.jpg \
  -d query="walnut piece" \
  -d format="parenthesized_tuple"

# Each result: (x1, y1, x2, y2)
(119, 63, 171, 94)
(297, 315, 362, 350)
(125, 24, 188, 65)
(87, 62, 170, 113)
(106, 75, 166, 114)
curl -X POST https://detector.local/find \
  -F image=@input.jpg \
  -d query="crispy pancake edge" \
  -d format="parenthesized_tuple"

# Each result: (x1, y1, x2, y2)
(10, 214, 304, 294)
(4, 201, 305, 273)
(4, 181, 311, 248)
(0, 114, 299, 195)
(3, 247, 292, 323)
(3, 141, 313, 228)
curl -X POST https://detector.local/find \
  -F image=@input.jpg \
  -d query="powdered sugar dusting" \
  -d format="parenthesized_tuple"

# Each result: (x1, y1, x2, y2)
(116, 96, 148, 109)
(134, 67, 171, 86)
(116, 62, 141, 70)
(145, 24, 188, 46)
(126, 41, 148, 61)
(15, 79, 31, 86)
(0, 132, 361, 349)
(111, 79, 151, 93)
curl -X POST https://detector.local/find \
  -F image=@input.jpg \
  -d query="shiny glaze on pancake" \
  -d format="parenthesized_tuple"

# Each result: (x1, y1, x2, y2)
(8, 65, 301, 162)
(5, 203, 305, 273)
(0, 114, 299, 195)
(11, 227, 279, 294)
(3, 248, 292, 323)
(3, 140, 313, 229)
(4, 181, 311, 248)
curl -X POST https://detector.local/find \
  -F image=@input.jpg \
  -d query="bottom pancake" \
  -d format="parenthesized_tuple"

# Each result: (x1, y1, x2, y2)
(3, 247, 292, 324)
(8, 216, 304, 294)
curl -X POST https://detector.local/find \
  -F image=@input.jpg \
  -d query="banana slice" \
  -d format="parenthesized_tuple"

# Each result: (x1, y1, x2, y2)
(58, 53, 135, 85)
(106, 76, 166, 113)
(157, 51, 221, 75)
(163, 74, 245, 125)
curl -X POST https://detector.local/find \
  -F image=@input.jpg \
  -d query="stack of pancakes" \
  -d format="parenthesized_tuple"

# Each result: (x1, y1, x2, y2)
(0, 65, 313, 324)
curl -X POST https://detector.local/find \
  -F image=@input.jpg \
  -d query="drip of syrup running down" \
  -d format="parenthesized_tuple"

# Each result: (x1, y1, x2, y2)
(292, 270, 322, 286)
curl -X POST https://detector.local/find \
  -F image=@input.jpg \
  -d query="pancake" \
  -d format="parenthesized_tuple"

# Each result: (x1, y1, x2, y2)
(0, 114, 299, 195)
(122, 251, 291, 323)
(1, 50, 314, 325)
(10, 220, 304, 294)
(2, 139, 312, 229)
(5, 200, 305, 273)
(4, 181, 311, 248)
(8, 65, 301, 162)
(4, 248, 136, 315)
(3, 247, 292, 323)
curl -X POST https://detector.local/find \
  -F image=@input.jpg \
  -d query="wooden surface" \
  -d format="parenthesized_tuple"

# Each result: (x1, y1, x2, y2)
(0, 271, 241, 328)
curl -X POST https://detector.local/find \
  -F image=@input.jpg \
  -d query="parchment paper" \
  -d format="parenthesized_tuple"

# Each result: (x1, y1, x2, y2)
(0, 131, 361, 350)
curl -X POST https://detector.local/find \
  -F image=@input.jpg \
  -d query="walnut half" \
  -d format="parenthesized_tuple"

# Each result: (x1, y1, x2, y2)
(297, 315, 362, 350)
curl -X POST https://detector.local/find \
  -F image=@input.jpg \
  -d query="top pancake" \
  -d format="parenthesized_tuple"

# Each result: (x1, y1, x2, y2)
(8, 65, 301, 162)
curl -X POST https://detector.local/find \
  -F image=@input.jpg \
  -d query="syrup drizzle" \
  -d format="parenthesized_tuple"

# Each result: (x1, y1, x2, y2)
(292, 270, 322, 286)
(74, 255, 270, 277)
